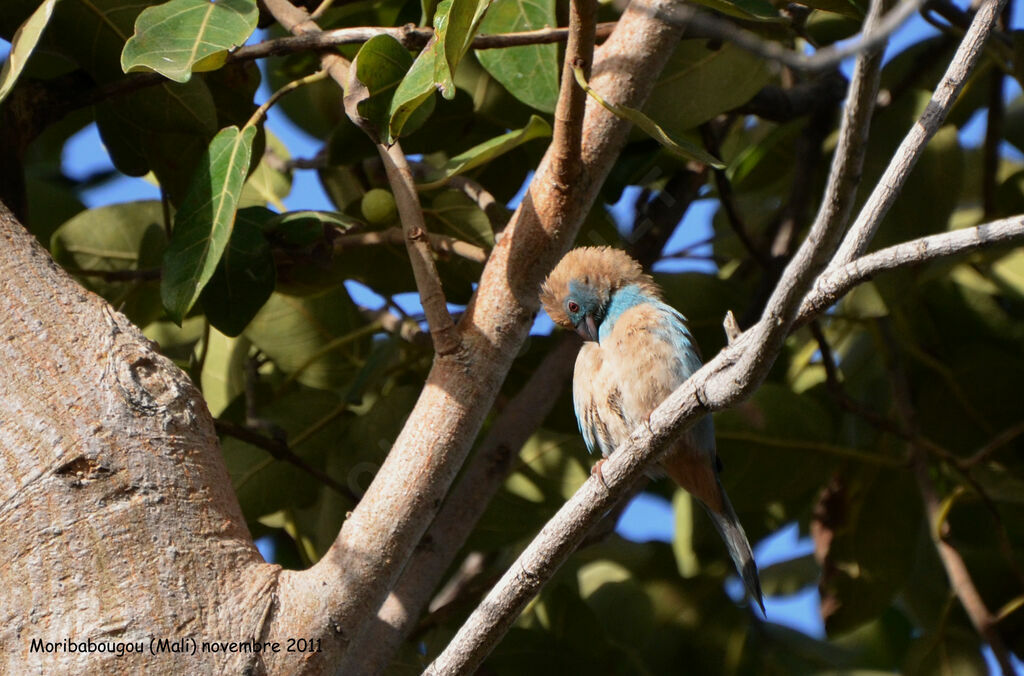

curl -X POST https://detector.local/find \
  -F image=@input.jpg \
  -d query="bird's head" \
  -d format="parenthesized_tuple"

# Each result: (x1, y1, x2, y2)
(540, 246, 659, 342)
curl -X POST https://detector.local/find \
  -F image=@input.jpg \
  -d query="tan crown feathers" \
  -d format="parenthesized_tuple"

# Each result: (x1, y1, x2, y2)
(540, 247, 661, 328)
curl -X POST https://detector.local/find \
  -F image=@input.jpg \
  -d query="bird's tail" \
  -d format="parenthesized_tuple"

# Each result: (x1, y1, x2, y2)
(703, 486, 764, 615)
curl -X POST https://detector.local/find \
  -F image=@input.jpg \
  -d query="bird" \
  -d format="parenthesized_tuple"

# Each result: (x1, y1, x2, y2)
(540, 246, 764, 613)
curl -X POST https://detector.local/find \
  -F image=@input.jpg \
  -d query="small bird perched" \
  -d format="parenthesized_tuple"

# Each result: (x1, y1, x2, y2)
(540, 246, 763, 613)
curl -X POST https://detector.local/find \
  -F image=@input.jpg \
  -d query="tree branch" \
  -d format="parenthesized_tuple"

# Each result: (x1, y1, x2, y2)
(213, 419, 358, 503)
(651, 0, 924, 73)
(338, 336, 579, 674)
(377, 143, 461, 355)
(885, 334, 1017, 676)
(831, 0, 1007, 266)
(334, 226, 488, 264)
(798, 216, 1024, 323)
(425, 2, 893, 671)
(262, 0, 688, 670)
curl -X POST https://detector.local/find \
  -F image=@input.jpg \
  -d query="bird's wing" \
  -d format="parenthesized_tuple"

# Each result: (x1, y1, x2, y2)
(572, 344, 618, 457)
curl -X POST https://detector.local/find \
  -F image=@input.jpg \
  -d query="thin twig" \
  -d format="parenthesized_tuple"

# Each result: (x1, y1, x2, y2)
(831, 0, 1008, 266)
(799, 215, 1024, 323)
(213, 419, 358, 503)
(883, 329, 1016, 676)
(378, 143, 461, 355)
(334, 226, 489, 264)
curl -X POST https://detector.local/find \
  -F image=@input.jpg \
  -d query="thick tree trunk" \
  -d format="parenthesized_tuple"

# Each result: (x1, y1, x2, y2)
(0, 203, 279, 673)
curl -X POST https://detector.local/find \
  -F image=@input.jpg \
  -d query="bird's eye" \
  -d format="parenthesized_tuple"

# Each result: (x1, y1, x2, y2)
(567, 300, 580, 314)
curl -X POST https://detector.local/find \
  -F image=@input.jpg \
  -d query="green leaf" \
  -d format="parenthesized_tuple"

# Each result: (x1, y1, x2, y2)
(572, 65, 725, 168)
(199, 327, 249, 417)
(345, 34, 419, 142)
(50, 200, 167, 328)
(418, 114, 551, 189)
(426, 189, 495, 247)
(475, 0, 558, 112)
(0, 0, 60, 105)
(388, 0, 488, 140)
(646, 40, 773, 134)
(222, 387, 346, 519)
(121, 0, 258, 83)
(691, 0, 781, 21)
(200, 207, 277, 337)
(433, 0, 489, 99)
(162, 124, 258, 323)
(244, 285, 371, 391)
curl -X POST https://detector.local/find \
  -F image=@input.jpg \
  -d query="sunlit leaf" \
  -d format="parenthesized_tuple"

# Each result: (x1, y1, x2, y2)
(121, 0, 258, 83)
(0, 0, 60, 105)
(418, 115, 551, 189)
(573, 65, 725, 168)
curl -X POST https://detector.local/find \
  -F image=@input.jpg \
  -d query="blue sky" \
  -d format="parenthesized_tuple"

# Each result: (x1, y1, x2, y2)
(3, 1, 1022, 665)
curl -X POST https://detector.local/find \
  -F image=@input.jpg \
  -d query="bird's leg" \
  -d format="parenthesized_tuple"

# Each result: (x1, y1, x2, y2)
(591, 458, 609, 489)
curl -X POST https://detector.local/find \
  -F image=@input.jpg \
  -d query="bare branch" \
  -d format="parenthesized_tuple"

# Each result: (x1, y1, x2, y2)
(338, 336, 579, 674)
(652, 0, 924, 73)
(334, 222, 489, 264)
(799, 216, 1024, 322)
(377, 143, 461, 355)
(831, 0, 1008, 265)
(885, 336, 1017, 676)
(425, 3, 892, 669)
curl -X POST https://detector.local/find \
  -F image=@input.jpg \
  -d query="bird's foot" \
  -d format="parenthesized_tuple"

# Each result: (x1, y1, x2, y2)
(591, 458, 609, 489)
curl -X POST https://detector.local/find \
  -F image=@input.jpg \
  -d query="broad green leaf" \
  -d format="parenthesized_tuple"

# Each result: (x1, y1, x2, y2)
(433, 0, 489, 99)
(573, 65, 725, 168)
(388, 40, 441, 142)
(345, 34, 420, 142)
(244, 285, 370, 391)
(475, 0, 558, 112)
(389, 0, 488, 140)
(418, 114, 551, 189)
(199, 327, 249, 417)
(240, 130, 292, 210)
(0, 0, 60, 105)
(121, 0, 258, 83)
(222, 387, 346, 518)
(691, 0, 780, 22)
(200, 207, 277, 337)
(646, 40, 773, 135)
(50, 200, 167, 327)
(426, 189, 495, 247)
(162, 124, 258, 323)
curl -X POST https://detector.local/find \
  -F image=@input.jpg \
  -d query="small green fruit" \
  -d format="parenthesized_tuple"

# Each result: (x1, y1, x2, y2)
(361, 188, 398, 225)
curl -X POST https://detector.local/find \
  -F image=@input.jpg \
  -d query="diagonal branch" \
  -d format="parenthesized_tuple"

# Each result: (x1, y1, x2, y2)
(884, 332, 1017, 676)
(258, 0, 689, 672)
(377, 143, 460, 355)
(425, 2, 893, 672)
(831, 0, 1008, 266)
(798, 216, 1024, 323)
(337, 336, 579, 674)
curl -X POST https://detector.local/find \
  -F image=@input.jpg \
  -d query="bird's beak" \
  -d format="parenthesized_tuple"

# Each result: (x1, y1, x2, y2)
(575, 314, 599, 342)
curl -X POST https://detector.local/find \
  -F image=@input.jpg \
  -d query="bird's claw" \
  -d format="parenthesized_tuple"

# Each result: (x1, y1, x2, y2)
(591, 458, 610, 489)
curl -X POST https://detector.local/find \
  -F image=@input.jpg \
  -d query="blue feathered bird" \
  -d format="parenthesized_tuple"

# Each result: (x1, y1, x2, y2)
(541, 246, 764, 613)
